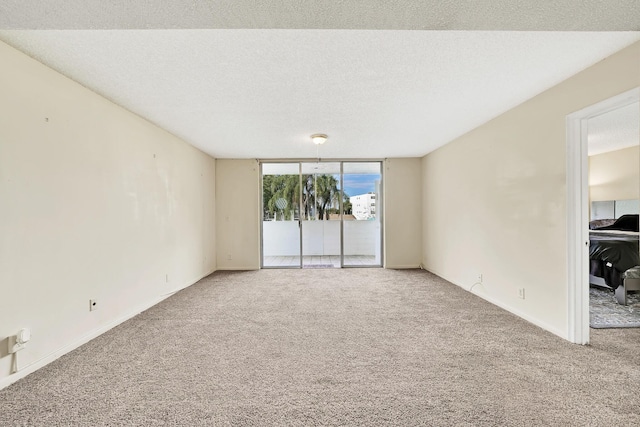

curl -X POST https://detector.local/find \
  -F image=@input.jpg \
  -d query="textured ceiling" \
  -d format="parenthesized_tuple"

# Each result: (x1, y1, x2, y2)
(588, 102, 640, 156)
(0, 2, 639, 159)
(1, 0, 639, 30)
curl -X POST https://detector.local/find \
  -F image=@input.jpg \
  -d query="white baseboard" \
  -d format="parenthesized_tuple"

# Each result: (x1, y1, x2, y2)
(385, 264, 421, 269)
(474, 288, 567, 340)
(0, 268, 216, 391)
(422, 266, 567, 341)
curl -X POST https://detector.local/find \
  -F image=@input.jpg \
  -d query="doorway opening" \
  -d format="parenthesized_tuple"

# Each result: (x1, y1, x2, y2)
(567, 87, 640, 344)
(261, 161, 383, 268)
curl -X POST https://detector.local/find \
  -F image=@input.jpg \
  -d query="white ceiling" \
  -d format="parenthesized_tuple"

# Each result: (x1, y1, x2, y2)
(0, 1, 639, 159)
(588, 102, 640, 156)
(1, 0, 639, 30)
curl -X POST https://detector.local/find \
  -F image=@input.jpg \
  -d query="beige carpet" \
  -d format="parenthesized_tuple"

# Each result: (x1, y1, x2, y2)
(1, 269, 640, 426)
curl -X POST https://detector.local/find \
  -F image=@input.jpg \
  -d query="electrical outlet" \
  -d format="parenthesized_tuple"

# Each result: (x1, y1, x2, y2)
(477, 274, 483, 283)
(8, 336, 24, 354)
(89, 299, 98, 311)
(518, 288, 525, 299)
(165, 274, 169, 283)
(227, 253, 232, 260)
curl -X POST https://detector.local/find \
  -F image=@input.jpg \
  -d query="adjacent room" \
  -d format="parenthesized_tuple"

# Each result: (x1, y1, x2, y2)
(587, 101, 640, 326)
(1, 1, 639, 424)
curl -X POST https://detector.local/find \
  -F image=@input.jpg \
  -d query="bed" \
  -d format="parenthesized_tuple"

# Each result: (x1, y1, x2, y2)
(589, 215, 640, 290)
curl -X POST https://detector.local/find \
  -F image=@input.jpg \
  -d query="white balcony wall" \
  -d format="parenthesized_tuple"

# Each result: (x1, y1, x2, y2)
(262, 221, 300, 256)
(302, 221, 341, 255)
(344, 221, 379, 257)
(263, 220, 379, 257)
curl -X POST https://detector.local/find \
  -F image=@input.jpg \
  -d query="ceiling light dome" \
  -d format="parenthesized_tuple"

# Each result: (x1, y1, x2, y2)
(311, 134, 328, 145)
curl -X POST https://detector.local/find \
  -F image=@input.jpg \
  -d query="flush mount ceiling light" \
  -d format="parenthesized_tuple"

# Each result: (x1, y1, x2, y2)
(311, 134, 328, 145)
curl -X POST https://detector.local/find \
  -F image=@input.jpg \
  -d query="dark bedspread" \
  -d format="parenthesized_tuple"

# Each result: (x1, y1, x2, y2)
(589, 233, 639, 289)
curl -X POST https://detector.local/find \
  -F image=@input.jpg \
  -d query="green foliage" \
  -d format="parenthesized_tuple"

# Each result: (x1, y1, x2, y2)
(263, 173, 348, 220)
(312, 174, 339, 220)
(262, 174, 300, 220)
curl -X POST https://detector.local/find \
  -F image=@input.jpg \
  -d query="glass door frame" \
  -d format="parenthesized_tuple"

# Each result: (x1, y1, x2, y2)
(260, 159, 384, 269)
(341, 161, 384, 268)
(300, 161, 343, 268)
(260, 162, 303, 269)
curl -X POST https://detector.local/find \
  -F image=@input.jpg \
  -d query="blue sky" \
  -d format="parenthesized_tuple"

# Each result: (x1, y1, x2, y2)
(342, 174, 380, 197)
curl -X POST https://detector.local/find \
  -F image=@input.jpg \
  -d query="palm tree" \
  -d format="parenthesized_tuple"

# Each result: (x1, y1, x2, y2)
(263, 174, 300, 220)
(314, 174, 340, 220)
(264, 173, 343, 221)
(302, 174, 315, 220)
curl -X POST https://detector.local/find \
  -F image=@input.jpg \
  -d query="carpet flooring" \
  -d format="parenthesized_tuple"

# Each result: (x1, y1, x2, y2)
(1, 269, 640, 426)
(589, 286, 640, 328)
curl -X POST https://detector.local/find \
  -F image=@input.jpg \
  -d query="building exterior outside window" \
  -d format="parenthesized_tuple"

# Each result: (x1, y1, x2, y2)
(350, 192, 377, 220)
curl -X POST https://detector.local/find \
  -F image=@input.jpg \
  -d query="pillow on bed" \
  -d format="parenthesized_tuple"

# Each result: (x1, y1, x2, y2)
(595, 214, 640, 232)
(589, 219, 616, 230)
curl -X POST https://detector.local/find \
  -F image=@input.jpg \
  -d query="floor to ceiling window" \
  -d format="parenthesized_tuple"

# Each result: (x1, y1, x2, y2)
(261, 161, 382, 268)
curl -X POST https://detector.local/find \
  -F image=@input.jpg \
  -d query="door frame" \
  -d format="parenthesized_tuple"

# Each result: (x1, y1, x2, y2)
(566, 87, 640, 344)
(300, 160, 343, 268)
(259, 159, 384, 269)
(259, 162, 304, 268)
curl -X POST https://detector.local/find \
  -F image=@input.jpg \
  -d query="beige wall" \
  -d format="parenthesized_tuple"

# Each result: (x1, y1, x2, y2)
(384, 158, 423, 268)
(589, 145, 640, 202)
(0, 41, 216, 388)
(215, 158, 422, 269)
(215, 159, 261, 269)
(422, 41, 640, 338)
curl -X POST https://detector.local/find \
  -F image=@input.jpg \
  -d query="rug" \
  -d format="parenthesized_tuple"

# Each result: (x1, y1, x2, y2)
(302, 264, 336, 269)
(589, 286, 640, 328)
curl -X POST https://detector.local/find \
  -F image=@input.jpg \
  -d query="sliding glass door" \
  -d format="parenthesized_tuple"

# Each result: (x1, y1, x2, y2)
(261, 161, 382, 268)
(301, 162, 342, 268)
(342, 162, 382, 266)
(261, 163, 301, 267)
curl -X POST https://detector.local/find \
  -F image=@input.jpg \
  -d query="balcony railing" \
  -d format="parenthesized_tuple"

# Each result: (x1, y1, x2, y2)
(262, 220, 381, 267)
